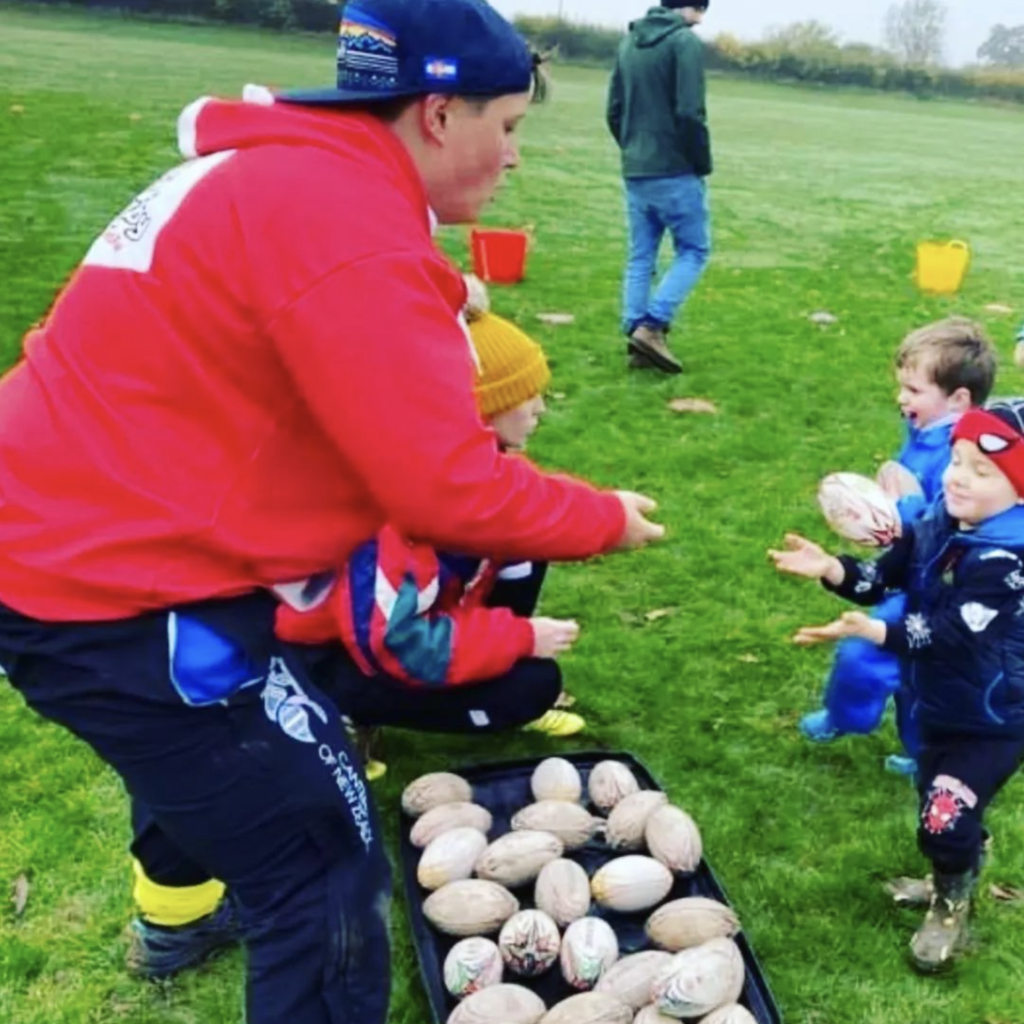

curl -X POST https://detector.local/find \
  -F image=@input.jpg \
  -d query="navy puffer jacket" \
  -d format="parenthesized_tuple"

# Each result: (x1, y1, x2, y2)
(830, 501, 1024, 738)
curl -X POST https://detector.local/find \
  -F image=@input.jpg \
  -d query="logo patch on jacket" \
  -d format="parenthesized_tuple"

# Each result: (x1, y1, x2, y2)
(905, 612, 933, 649)
(1005, 568, 1024, 590)
(960, 602, 999, 633)
(84, 152, 233, 273)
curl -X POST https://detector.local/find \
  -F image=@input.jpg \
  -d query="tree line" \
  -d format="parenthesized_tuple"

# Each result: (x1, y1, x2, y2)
(515, 0, 1024, 105)
(17, 0, 1024, 100)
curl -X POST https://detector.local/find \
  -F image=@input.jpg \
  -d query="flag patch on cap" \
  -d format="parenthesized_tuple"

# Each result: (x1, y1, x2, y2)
(424, 56, 459, 83)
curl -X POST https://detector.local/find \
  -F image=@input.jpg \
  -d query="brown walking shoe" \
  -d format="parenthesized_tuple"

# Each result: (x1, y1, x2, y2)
(627, 351, 655, 369)
(628, 324, 682, 375)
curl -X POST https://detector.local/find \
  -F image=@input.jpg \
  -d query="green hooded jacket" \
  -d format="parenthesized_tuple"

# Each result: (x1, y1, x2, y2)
(606, 7, 712, 179)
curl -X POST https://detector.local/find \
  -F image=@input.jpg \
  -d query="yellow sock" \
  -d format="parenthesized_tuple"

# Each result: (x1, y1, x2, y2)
(132, 859, 226, 928)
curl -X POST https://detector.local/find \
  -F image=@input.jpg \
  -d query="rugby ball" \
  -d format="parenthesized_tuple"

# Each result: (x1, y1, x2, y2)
(444, 937, 504, 999)
(498, 909, 562, 977)
(817, 472, 900, 547)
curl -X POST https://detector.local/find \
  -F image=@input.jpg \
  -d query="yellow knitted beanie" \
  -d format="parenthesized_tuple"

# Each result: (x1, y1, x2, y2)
(469, 313, 551, 420)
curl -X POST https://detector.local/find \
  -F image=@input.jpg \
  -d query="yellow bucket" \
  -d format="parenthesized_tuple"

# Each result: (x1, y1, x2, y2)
(915, 239, 970, 295)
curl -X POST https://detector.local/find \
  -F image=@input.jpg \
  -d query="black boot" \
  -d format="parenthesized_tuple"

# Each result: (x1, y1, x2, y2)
(909, 869, 975, 973)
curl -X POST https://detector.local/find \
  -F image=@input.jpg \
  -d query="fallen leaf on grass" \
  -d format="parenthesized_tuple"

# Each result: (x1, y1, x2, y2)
(128, 113, 143, 122)
(808, 310, 838, 325)
(551, 391, 567, 400)
(536, 312, 575, 326)
(983, 303, 1014, 315)
(667, 398, 718, 415)
(738, 654, 761, 664)
(12, 874, 29, 917)
(644, 608, 676, 622)
(9, 105, 25, 115)
(990, 883, 1024, 903)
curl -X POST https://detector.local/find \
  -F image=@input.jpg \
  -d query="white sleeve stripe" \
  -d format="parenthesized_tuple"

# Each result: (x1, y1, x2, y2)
(177, 96, 213, 158)
(497, 562, 533, 581)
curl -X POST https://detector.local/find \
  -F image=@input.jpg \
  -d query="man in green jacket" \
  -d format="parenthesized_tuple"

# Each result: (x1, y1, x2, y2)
(607, 1, 712, 374)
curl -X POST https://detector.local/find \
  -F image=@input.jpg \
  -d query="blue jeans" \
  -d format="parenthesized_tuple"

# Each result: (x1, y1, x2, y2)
(621, 174, 711, 335)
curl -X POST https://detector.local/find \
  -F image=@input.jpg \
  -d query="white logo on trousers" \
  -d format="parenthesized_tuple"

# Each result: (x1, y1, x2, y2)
(261, 657, 328, 744)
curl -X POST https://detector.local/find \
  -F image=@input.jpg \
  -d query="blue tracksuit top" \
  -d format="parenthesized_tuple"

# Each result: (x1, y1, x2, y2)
(893, 415, 956, 527)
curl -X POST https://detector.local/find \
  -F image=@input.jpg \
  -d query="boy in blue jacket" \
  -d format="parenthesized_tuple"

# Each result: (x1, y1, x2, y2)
(772, 397, 1024, 972)
(799, 319, 996, 777)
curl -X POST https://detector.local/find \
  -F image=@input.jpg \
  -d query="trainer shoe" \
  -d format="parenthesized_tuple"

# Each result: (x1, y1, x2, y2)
(798, 709, 840, 743)
(628, 324, 682, 375)
(127, 899, 241, 980)
(884, 754, 918, 777)
(523, 709, 585, 737)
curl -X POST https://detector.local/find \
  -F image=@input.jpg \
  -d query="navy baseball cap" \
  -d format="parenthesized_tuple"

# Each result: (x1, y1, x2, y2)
(280, 0, 533, 106)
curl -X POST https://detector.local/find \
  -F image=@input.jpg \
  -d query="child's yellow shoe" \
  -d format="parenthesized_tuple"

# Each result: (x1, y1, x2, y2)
(523, 709, 585, 738)
(365, 759, 388, 782)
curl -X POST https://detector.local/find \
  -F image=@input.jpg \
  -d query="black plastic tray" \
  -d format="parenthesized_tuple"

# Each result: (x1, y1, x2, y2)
(399, 750, 783, 1023)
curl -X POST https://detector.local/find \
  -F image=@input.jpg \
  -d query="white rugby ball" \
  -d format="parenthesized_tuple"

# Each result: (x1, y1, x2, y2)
(559, 916, 619, 990)
(817, 472, 900, 547)
(499, 909, 562, 977)
(444, 937, 504, 999)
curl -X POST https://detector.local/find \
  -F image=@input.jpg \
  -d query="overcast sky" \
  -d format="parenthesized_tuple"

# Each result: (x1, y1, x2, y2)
(490, 1, 1022, 67)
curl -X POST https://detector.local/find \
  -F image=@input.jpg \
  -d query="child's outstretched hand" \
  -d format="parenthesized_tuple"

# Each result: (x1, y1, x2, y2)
(793, 611, 884, 646)
(531, 617, 580, 659)
(768, 533, 843, 583)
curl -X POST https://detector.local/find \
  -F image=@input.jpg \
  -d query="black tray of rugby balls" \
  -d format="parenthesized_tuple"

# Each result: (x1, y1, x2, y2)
(399, 750, 782, 1023)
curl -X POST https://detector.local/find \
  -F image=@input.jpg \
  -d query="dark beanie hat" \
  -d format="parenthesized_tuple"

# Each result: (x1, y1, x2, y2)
(664, 0, 710, 9)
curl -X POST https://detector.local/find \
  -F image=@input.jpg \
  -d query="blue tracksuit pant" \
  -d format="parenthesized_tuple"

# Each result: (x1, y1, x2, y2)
(0, 593, 391, 1024)
(822, 592, 921, 755)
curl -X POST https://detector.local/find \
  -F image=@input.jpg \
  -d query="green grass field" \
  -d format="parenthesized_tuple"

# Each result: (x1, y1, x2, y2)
(3, 6, 1024, 1023)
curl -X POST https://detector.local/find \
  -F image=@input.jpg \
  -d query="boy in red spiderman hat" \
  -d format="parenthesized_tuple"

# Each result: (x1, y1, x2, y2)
(771, 397, 1024, 973)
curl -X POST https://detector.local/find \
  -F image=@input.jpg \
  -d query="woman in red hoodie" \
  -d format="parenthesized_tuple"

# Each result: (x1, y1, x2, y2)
(0, 2, 662, 1021)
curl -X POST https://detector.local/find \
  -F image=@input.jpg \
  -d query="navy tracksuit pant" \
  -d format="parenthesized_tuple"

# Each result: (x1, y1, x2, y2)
(916, 729, 1024, 876)
(0, 593, 391, 1024)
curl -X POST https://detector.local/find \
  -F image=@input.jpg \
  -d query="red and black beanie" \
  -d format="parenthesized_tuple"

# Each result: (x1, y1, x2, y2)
(953, 398, 1024, 496)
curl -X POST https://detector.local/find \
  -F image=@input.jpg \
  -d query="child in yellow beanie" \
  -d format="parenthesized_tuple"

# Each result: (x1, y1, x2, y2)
(274, 308, 588, 754)
(470, 311, 550, 449)
(468, 311, 584, 735)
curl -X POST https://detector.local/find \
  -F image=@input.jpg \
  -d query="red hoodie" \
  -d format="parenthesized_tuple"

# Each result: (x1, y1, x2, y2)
(0, 95, 625, 621)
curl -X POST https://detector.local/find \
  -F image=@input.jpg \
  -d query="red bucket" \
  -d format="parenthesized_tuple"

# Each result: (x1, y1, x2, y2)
(469, 228, 529, 284)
